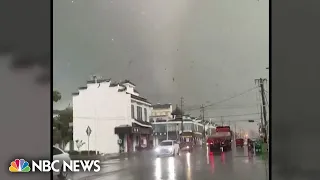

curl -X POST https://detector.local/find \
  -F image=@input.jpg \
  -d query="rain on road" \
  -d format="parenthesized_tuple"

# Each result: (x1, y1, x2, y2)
(79, 146, 268, 180)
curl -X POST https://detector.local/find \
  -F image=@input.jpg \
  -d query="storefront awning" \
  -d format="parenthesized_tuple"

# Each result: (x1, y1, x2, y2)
(115, 124, 152, 135)
(114, 125, 132, 134)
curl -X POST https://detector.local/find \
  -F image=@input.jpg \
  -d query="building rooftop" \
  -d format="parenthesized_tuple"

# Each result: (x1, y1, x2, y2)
(72, 78, 140, 97)
(120, 79, 136, 86)
(87, 79, 110, 84)
(152, 103, 172, 109)
(130, 93, 151, 104)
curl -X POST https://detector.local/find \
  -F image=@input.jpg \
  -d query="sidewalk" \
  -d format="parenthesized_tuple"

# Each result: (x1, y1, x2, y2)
(100, 150, 153, 161)
(70, 152, 129, 162)
(72, 151, 145, 180)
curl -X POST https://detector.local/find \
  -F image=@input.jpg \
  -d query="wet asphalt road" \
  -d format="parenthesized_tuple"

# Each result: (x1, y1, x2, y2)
(80, 145, 269, 180)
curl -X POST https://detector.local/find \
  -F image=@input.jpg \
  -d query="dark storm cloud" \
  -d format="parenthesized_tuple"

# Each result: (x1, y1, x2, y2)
(0, 48, 50, 85)
(1, 0, 51, 86)
(0, 1, 51, 180)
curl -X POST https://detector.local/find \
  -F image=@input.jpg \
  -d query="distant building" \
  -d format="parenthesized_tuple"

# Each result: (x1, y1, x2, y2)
(72, 78, 153, 154)
(150, 103, 173, 122)
(151, 106, 205, 146)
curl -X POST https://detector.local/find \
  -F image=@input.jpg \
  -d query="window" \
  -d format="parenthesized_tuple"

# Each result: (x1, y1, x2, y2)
(53, 146, 63, 156)
(175, 124, 181, 131)
(183, 123, 192, 131)
(198, 125, 204, 132)
(131, 105, 135, 118)
(137, 106, 142, 120)
(154, 124, 166, 132)
(144, 108, 147, 121)
(167, 124, 178, 132)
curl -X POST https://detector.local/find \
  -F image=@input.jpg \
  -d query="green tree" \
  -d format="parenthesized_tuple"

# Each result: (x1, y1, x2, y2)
(53, 90, 62, 145)
(53, 90, 61, 102)
(53, 108, 73, 149)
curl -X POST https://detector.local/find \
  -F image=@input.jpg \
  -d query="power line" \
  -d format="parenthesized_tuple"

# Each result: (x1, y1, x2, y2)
(204, 112, 260, 118)
(202, 104, 259, 111)
(204, 86, 259, 108)
(184, 86, 259, 112)
(186, 105, 259, 112)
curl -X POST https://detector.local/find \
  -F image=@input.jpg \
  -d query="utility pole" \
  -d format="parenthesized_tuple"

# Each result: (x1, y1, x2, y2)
(180, 97, 184, 113)
(200, 105, 205, 138)
(200, 104, 206, 144)
(234, 123, 237, 138)
(180, 97, 184, 132)
(221, 116, 224, 126)
(255, 78, 268, 142)
(260, 105, 263, 135)
(233, 122, 237, 152)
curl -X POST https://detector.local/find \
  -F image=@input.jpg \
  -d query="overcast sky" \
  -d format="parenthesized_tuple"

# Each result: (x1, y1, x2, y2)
(53, 0, 269, 133)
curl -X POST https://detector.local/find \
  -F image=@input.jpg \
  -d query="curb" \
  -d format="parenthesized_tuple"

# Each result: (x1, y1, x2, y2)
(100, 151, 147, 161)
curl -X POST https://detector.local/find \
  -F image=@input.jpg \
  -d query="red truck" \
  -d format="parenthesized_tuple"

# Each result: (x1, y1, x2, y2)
(236, 138, 244, 147)
(207, 126, 232, 152)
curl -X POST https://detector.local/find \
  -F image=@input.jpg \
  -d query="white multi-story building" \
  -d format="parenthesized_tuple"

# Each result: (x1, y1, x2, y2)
(151, 105, 209, 146)
(152, 115, 205, 146)
(72, 78, 153, 154)
(150, 103, 173, 122)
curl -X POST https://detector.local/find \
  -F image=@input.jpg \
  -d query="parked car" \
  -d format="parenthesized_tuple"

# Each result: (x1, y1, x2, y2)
(53, 146, 71, 180)
(155, 140, 180, 157)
